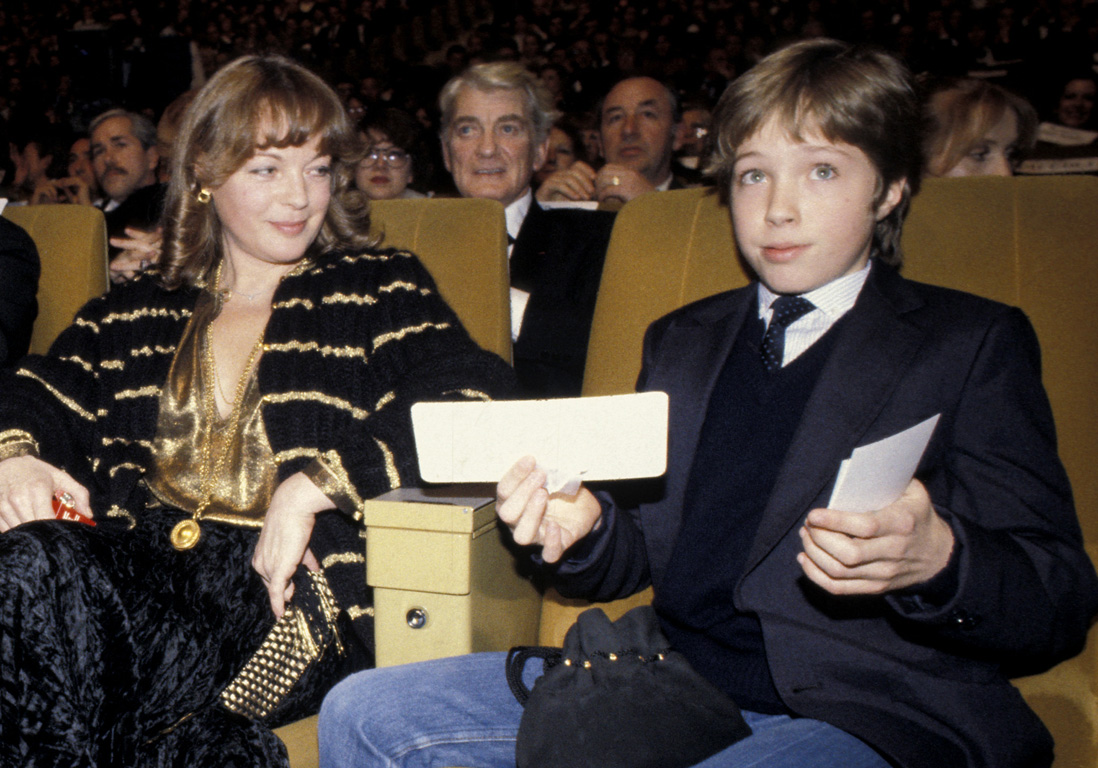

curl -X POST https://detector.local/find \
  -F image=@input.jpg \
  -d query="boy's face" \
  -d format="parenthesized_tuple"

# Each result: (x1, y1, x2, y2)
(729, 117, 904, 296)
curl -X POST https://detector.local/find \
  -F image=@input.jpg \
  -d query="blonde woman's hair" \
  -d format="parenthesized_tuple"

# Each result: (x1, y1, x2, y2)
(159, 55, 376, 289)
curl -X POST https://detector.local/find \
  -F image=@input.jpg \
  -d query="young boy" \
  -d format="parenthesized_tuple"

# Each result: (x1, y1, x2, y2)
(319, 40, 1098, 768)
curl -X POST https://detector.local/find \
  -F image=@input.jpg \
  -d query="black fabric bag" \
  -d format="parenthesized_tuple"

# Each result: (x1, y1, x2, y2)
(506, 605, 752, 768)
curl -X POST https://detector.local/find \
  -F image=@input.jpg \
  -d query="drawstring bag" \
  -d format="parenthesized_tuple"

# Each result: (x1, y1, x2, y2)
(506, 605, 751, 768)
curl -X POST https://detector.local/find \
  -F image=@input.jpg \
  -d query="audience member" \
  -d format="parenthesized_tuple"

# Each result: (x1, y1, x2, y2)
(922, 78, 1037, 177)
(319, 38, 1098, 768)
(0, 54, 512, 766)
(438, 61, 615, 397)
(1051, 74, 1097, 131)
(0, 215, 38, 366)
(536, 76, 688, 205)
(89, 109, 167, 283)
(674, 98, 714, 184)
(533, 117, 585, 188)
(28, 135, 102, 206)
(354, 108, 430, 200)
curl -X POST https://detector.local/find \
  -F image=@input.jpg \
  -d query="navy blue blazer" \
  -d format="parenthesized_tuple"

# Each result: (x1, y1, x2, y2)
(552, 262, 1098, 768)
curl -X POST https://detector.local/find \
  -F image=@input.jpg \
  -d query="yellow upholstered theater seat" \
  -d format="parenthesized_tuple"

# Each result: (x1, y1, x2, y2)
(2, 204, 108, 355)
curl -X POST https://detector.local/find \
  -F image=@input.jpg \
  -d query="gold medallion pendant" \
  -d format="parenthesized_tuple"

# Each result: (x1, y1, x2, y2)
(171, 518, 202, 550)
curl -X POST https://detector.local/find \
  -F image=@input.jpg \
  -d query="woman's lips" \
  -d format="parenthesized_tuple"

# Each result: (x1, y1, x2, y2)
(272, 220, 307, 236)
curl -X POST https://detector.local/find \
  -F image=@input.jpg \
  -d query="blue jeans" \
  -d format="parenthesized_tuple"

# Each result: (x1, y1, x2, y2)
(318, 652, 890, 768)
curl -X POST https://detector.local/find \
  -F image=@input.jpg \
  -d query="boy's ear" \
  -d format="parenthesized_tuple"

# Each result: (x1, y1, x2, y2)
(875, 177, 906, 220)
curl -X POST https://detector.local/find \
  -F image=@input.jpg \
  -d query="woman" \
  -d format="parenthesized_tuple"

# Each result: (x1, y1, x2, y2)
(353, 108, 430, 200)
(922, 77, 1037, 177)
(0, 55, 511, 766)
(533, 119, 585, 189)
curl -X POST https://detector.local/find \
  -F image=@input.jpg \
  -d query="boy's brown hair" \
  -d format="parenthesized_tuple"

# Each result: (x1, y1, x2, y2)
(708, 39, 921, 267)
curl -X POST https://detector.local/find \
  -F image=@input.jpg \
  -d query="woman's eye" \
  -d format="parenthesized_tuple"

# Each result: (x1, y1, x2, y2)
(310, 165, 331, 177)
(251, 166, 276, 176)
(812, 165, 836, 180)
(969, 145, 990, 162)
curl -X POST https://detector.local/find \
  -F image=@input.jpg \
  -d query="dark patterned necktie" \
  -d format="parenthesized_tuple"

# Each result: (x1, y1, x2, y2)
(760, 295, 815, 372)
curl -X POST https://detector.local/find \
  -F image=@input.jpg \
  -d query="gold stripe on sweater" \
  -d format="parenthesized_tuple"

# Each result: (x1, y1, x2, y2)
(16, 370, 96, 421)
(109, 462, 144, 478)
(101, 307, 191, 325)
(319, 449, 366, 512)
(347, 605, 375, 620)
(264, 340, 370, 361)
(130, 345, 176, 358)
(372, 321, 450, 351)
(379, 280, 421, 294)
(101, 359, 125, 370)
(321, 291, 378, 307)
(274, 297, 315, 310)
(74, 317, 100, 333)
(447, 388, 493, 401)
(375, 437, 400, 487)
(374, 391, 396, 411)
(106, 505, 136, 528)
(322, 552, 365, 568)
(115, 385, 161, 400)
(101, 435, 154, 450)
(58, 355, 94, 372)
(263, 391, 371, 420)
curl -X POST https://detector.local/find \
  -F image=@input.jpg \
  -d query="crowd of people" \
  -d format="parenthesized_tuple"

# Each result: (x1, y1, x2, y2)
(2, 0, 1098, 206)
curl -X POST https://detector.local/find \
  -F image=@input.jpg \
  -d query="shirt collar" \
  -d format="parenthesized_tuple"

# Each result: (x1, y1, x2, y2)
(757, 261, 872, 322)
(504, 189, 534, 242)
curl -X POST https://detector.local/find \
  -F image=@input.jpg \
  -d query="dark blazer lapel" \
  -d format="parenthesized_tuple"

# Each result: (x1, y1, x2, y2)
(743, 265, 929, 574)
(640, 288, 753, 581)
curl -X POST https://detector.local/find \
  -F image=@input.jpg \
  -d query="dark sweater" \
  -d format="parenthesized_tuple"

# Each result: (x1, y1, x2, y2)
(656, 310, 842, 713)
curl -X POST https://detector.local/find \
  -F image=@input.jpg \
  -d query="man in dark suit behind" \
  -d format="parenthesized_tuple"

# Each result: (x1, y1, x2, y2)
(439, 62, 615, 397)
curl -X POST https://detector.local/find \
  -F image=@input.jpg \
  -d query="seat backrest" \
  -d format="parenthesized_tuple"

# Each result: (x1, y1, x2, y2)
(2, 204, 108, 355)
(581, 188, 751, 397)
(369, 197, 511, 363)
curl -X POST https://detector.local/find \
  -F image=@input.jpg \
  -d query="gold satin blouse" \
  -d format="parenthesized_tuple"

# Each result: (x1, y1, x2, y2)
(145, 288, 275, 526)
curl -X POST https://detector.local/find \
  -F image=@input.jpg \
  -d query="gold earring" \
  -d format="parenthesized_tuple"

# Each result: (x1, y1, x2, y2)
(196, 188, 212, 204)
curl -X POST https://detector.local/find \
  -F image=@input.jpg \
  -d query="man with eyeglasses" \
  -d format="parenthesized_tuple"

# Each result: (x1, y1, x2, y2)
(438, 62, 615, 397)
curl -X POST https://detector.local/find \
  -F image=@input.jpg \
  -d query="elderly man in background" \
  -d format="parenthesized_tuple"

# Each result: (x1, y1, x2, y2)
(440, 62, 615, 397)
(537, 76, 693, 205)
(89, 109, 166, 283)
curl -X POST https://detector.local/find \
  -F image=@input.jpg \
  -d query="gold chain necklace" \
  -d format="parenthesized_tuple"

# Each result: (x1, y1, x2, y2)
(170, 262, 267, 551)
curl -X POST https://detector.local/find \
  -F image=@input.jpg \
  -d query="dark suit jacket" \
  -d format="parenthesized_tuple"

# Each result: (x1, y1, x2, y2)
(0, 216, 39, 365)
(551, 263, 1098, 768)
(509, 200, 616, 397)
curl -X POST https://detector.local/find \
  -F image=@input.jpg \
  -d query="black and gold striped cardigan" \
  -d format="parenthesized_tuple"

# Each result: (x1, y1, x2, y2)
(0, 246, 515, 651)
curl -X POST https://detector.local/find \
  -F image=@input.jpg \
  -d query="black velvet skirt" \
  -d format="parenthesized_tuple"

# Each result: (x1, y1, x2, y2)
(0, 508, 355, 768)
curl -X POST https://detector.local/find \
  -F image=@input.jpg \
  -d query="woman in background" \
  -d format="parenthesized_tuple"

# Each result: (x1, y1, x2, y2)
(922, 78, 1036, 177)
(354, 107, 431, 200)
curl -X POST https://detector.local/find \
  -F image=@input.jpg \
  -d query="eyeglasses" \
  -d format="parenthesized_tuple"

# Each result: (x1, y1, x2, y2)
(362, 148, 410, 167)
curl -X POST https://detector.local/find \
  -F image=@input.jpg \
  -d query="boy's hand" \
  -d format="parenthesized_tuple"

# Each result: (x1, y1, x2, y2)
(796, 478, 954, 595)
(496, 456, 603, 563)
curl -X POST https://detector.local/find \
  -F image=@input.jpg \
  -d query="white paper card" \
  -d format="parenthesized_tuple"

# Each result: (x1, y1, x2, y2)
(827, 414, 940, 513)
(412, 392, 669, 487)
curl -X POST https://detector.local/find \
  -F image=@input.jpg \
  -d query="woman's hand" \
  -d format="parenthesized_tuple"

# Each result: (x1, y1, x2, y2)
(253, 472, 336, 618)
(496, 456, 603, 563)
(0, 455, 91, 533)
(797, 478, 955, 595)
